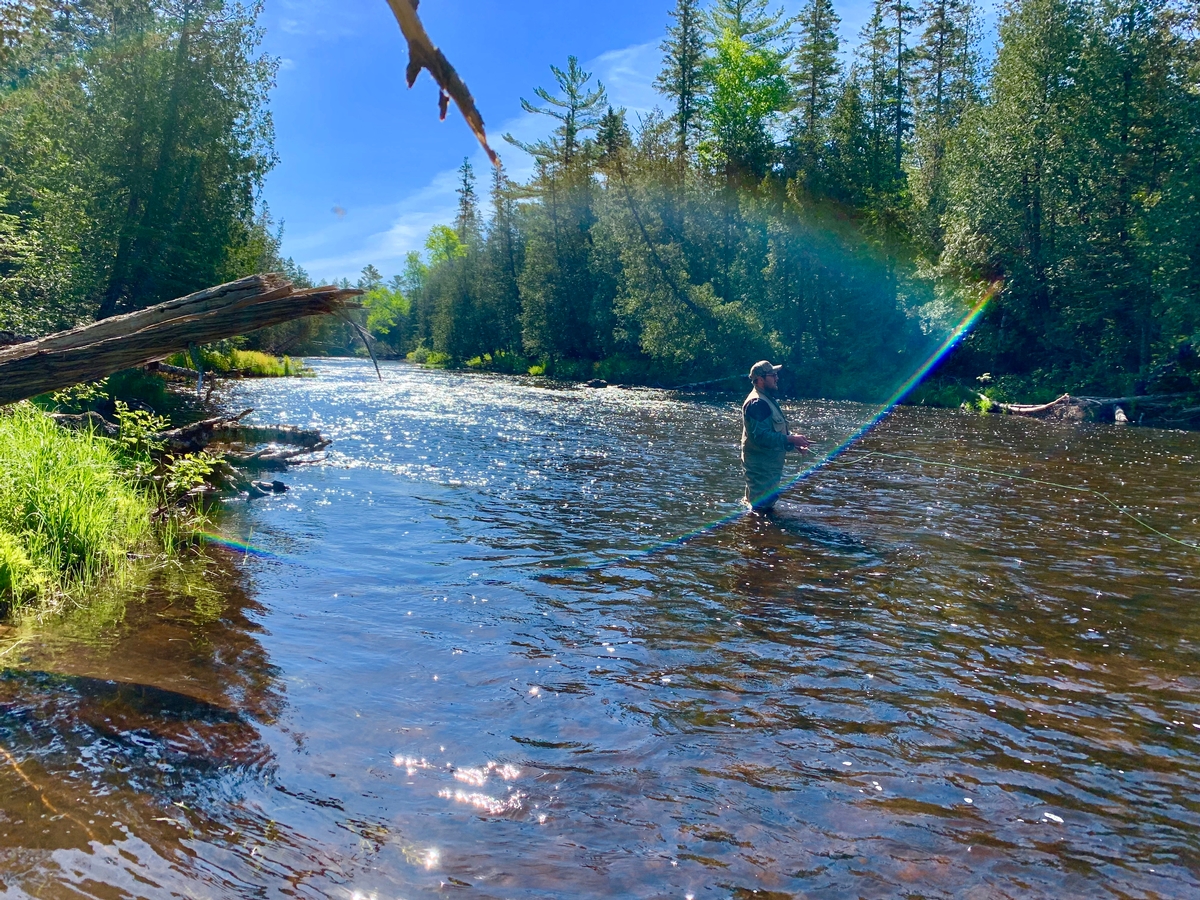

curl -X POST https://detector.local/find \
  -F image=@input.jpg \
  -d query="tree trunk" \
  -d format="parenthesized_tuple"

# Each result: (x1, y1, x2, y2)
(0, 274, 361, 407)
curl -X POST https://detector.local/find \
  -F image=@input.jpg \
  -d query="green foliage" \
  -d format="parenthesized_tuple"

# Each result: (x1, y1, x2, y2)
(113, 401, 167, 471)
(0, 403, 150, 609)
(164, 451, 216, 500)
(425, 225, 466, 265)
(165, 346, 310, 377)
(49, 379, 109, 414)
(0, 0, 277, 330)
(699, 30, 789, 179)
(0, 531, 44, 605)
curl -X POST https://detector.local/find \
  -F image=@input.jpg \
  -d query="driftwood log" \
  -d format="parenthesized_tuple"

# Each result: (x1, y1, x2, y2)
(159, 409, 328, 465)
(984, 392, 1197, 425)
(0, 274, 362, 407)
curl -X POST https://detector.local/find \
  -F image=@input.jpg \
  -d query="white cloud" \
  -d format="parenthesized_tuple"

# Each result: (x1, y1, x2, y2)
(273, 0, 369, 40)
(593, 39, 663, 115)
(298, 169, 460, 279)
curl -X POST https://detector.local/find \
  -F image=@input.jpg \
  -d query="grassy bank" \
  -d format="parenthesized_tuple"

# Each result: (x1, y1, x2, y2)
(165, 347, 310, 377)
(0, 403, 151, 611)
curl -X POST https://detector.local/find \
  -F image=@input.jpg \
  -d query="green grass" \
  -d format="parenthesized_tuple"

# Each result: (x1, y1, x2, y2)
(0, 403, 151, 612)
(166, 347, 310, 377)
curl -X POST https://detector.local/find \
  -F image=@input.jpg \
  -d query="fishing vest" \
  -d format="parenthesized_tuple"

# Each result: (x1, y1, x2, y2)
(741, 388, 789, 450)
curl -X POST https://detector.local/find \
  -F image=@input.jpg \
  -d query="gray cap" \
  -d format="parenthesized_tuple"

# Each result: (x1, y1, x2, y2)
(749, 360, 783, 380)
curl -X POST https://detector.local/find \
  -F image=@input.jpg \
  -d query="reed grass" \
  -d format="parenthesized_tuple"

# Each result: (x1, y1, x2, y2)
(166, 347, 310, 377)
(0, 403, 151, 611)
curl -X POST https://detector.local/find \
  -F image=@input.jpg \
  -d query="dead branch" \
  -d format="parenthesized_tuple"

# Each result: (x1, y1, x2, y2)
(49, 410, 119, 438)
(0, 275, 362, 407)
(384, 0, 499, 165)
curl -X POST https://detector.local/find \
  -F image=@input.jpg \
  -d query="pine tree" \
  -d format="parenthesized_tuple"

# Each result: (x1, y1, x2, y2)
(455, 158, 480, 241)
(655, 0, 707, 166)
(482, 163, 523, 355)
(914, 0, 978, 128)
(705, 0, 791, 49)
(856, 0, 917, 194)
(788, 0, 841, 188)
(909, 0, 979, 251)
(506, 56, 608, 167)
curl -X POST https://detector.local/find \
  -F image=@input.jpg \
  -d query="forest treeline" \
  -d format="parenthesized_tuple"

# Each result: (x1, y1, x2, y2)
(301, 0, 1199, 399)
(2, 0, 1198, 400)
(0, 0, 280, 335)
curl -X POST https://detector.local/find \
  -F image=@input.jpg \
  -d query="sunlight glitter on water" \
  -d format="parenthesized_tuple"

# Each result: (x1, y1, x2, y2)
(0, 359, 1197, 898)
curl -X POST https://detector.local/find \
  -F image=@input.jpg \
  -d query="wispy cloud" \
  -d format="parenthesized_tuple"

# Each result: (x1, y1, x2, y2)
(593, 39, 662, 115)
(273, 0, 369, 41)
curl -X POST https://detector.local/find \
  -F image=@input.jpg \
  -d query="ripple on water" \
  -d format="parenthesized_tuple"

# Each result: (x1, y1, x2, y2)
(0, 358, 1197, 898)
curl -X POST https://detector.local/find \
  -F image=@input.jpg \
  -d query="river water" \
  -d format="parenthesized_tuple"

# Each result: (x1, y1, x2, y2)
(1, 358, 1198, 899)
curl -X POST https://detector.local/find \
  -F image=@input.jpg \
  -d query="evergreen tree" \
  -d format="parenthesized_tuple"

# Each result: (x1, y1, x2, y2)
(909, 0, 979, 250)
(481, 163, 523, 355)
(940, 0, 1087, 371)
(788, 0, 841, 189)
(655, 0, 707, 166)
(855, 0, 917, 198)
(506, 56, 607, 167)
(705, 0, 791, 49)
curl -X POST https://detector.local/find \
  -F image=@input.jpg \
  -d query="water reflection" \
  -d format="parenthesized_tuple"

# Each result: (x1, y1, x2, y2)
(1, 359, 1196, 898)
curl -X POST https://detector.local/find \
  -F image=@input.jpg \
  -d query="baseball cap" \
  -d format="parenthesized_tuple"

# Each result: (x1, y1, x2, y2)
(749, 360, 783, 380)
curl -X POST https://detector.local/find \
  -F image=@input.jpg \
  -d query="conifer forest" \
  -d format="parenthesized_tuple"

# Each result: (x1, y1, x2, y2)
(2, 0, 1199, 400)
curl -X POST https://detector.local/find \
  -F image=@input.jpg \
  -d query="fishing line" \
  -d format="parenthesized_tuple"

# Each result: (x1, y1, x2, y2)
(835, 449, 1200, 554)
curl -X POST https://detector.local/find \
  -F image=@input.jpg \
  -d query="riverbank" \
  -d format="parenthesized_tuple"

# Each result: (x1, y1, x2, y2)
(0, 356, 319, 616)
(164, 347, 312, 378)
(399, 351, 1200, 429)
(0, 402, 151, 612)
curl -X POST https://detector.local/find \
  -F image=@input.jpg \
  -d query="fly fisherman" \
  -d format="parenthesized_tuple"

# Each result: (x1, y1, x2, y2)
(742, 360, 810, 512)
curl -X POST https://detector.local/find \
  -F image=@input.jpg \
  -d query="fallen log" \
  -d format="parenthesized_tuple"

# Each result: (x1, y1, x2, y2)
(984, 391, 1198, 425)
(0, 274, 362, 407)
(157, 409, 325, 455)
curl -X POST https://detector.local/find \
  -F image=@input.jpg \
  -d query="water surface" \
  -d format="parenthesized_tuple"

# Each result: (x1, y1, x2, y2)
(2, 358, 1198, 898)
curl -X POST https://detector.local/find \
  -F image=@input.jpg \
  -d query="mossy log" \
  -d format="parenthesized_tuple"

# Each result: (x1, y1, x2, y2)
(0, 274, 362, 407)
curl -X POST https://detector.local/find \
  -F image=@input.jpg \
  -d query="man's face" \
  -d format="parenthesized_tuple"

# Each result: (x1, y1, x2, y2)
(755, 372, 779, 393)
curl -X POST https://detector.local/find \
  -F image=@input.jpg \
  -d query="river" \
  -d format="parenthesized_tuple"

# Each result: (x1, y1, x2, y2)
(1, 358, 1198, 898)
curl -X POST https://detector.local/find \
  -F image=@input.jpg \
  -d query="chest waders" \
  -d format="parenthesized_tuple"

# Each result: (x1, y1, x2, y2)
(741, 388, 789, 509)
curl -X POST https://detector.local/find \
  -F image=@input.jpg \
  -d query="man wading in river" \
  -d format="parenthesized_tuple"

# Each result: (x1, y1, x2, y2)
(742, 360, 810, 512)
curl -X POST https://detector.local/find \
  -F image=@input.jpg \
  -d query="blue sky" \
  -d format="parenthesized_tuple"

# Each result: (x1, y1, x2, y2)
(258, 0, 887, 284)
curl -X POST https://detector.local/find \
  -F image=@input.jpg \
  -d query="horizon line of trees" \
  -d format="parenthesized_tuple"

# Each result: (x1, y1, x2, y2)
(289, 0, 1198, 399)
(1, 0, 1196, 401)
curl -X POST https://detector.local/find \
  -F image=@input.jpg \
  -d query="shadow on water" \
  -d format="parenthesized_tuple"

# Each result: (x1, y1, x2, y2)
(0, 553, 364, 897)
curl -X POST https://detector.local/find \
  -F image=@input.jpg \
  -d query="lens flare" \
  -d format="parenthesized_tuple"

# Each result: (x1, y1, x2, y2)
(558, 285, 997, 572)
(195, 531, 276, 559)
